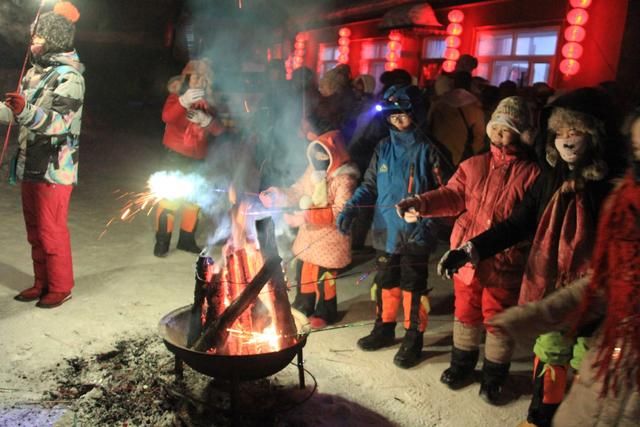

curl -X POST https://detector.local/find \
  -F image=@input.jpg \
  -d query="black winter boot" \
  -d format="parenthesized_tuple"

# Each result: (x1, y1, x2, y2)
(440, 347, 479, 389)
(154, 232, 172, 257)
(177, 230, 202, 254)
(479, 359, 510, 405)
(393, 329, 424, 369)
(357, 322, 396, 351)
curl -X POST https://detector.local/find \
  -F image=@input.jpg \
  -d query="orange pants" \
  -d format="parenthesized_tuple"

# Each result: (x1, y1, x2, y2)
(292, 260, 338, 322)
(155, 199, 200, 233)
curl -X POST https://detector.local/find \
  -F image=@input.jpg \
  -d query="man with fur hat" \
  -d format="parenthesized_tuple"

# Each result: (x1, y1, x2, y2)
(154, 59, 224, 257)
(1, 1, 84, 308)
(396, 96, 540, 404)
(437, 87, 621, 426)
(337, 84, 449, 368)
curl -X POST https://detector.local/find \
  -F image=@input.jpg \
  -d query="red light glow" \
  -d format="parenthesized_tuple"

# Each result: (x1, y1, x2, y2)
(570, 0, 592, 8)
(564, 25, 586, 42)
(339, 27, 351, 38)
(448, 9, 464, 24)
(447, 23, 463, 36)
(445, 36, 461, 48)
(389, 31, 402, 42)
(442, 60, 456, 73)
(567, 8, 589, 26)
(444, 48, 460, 61)
(559, 58, 580, 76)
(561, 42, 584, 59)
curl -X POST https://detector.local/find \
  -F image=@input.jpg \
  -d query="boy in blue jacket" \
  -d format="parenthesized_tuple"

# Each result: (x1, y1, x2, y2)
(337, 84, 449, 368)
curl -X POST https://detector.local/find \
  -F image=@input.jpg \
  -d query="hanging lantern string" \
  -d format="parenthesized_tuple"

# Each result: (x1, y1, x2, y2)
(0, 0, 49, 169)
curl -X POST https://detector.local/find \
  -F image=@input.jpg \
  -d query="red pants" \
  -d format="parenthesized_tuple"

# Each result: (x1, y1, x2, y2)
(21, 182, 74, 293)
(453, 276, 519, 333)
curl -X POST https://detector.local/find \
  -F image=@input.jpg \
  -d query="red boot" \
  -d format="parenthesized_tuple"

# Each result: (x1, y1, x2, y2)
(36, 292, 72, 308)
(14, 286, 45, 302)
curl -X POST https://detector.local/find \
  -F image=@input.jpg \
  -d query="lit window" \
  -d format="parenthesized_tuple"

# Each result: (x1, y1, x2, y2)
(317, 44, 339, 77)
(359, 40, 390, 84)
(474, 27, 559, 86)
(423, 38, 446, 59)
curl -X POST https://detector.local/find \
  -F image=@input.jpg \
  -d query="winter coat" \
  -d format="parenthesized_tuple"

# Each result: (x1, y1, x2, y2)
(0, 51, 85, 184)
(489, 278, 639, 427)
(286, 131, 360, 269)
(346, 128, 447, 255)
(428, 88, 486, 165)
(416, 143, 540, 288)
(161, 83, 224, 160)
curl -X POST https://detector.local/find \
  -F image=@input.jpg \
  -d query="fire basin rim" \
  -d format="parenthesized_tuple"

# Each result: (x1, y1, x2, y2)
(158, 305, 310, 381)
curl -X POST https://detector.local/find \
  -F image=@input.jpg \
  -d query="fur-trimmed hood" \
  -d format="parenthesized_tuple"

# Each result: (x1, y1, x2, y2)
(306, 130, 360, 179)
(543, 88, 618, 182)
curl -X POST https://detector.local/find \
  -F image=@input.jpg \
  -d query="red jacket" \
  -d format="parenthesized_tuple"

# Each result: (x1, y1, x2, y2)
(161, 94, 224, 159)
(417, 144, 540, 288)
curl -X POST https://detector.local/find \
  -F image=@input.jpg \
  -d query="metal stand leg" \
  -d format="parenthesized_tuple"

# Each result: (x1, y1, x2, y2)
(174, 356, 184, 382)
(297, 348, 305, 389)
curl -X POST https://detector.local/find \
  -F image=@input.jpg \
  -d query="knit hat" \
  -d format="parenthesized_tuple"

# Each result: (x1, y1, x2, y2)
(35, 2, 80, 53)
(353, 74, 376, 95)
(319, 67, 350, 96)
(486, 96, 531, 136)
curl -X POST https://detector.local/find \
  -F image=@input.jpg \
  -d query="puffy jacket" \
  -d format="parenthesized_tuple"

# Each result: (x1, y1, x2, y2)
(417, 143, 540, 288)
(0, 51, 84, 184)
(161, 86, 224, 159)
(286, 130, 360, 268)
(346, 128, 447, 255)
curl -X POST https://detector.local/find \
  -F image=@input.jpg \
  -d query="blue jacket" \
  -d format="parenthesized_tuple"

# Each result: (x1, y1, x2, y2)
(346, 128, 448, 254)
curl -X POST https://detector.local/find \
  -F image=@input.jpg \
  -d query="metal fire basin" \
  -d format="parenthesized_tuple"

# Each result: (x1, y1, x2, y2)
(158, 305, 310, 383)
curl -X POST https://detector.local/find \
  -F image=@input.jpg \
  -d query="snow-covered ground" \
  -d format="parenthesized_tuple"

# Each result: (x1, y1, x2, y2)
(0, 106, 533, 426)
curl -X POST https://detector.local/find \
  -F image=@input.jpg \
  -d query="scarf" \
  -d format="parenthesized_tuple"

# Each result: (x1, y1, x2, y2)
(519, 180, 594, 305)
(579, 172, 640, 396)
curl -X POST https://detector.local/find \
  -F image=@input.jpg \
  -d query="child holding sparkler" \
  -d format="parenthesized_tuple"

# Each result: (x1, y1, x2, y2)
(2, 1, 83, 308)
(336, 84, 449, 368)
(396, 97, 540, 403)
(259, 104, 360, 329)
(154, 59, 224, 257)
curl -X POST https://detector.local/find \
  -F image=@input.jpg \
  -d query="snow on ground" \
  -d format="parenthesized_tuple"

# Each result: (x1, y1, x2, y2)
(0, 106, 533, 426)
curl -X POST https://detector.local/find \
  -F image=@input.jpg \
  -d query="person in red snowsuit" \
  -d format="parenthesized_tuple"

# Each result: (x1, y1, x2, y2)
(154, 59, 224, 257)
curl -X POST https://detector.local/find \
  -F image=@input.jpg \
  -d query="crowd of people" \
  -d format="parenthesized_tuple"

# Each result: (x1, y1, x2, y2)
(1, 2, 638, 425)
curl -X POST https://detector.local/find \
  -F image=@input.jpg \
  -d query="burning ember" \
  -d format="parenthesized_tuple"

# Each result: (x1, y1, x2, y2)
(186, 192, 299, 356)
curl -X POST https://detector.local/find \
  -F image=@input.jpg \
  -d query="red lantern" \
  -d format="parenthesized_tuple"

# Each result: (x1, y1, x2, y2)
(294, 41, 305, 50)
(564, 25, 586, 42)
(338, 27, 351, 38)
(559, 58, 580, 76)
(389, 31, 402, 42)
(443, 48, 460, 61)
(561, 42, 583, 59)
(442, 60, 456, 73)
(294, 49, 305, 58)
(387, 41, 400, 51)
(293, 56, 304, 66)
(445, 36, 461, 48)
(567, 8, 589, 26)
(338, 54, 348, 63)
(338, 37, 350, 46)
(448, 9, 464, 24)
(384, 62, 398, 71)
(570, 0, 592, 7)
(447, 23, 463, 36)
(386, 52, 398, 61)
(295, 33, 305, 42)
(338, 45, 350, 55)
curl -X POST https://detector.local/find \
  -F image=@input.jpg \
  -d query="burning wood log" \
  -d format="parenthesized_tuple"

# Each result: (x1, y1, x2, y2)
(191, 256, 283, 353)
(256, 218, 298, 348)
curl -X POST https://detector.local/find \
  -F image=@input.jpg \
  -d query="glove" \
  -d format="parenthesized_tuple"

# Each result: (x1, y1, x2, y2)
(178, 88, 205, 109)
(395, 196, 422, 219)
(4, 92, 26, 115)
(186, 109, 213, 127)
(437, 241, 478, 279)
(336, 206, 357, 235)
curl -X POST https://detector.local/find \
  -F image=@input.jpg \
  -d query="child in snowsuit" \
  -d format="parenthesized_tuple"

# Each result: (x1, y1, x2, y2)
(259, 107, 360, 329)
(337, 84, 449, 369)
(438, 88, 621, 426)
(5, 2, 84, 308)
(396, 96, 540, 403)
(154, 59, 224, 257)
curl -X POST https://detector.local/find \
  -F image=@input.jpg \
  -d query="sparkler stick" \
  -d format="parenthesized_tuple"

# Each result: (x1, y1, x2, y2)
(0, 0, 51, 169)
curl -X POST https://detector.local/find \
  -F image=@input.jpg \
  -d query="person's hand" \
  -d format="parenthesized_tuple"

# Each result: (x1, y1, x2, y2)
(403, 209, 419, 223)
(336, 206, 357, 235)
(283, 211, 305, 228)
(395, 196, 421, 219)
(437, 248, 471, 279)
(187, 110, 212, 127)
(4, 92, 26, 115)
(179, 88, 205, 109)
(259, 187, 281, 208)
